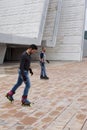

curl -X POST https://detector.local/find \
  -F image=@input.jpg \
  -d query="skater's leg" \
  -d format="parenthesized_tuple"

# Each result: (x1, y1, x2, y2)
(43, 64, 49, 79)
(40, 63, 44, 78)
(23, 72, 31, 96)
(6, 70, 23, 102)
(22, 71, 31, 106)
(11, 70, 23, 92)
(43, 63, 47, 77)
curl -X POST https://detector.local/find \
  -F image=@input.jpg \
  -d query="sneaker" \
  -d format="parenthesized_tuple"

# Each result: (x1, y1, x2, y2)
(40, 75, 45, 79)
(44, 76, 49, 80)
(6, 93, 14, 102)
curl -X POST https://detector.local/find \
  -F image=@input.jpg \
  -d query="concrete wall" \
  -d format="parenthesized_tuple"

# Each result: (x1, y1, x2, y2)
(43, 0, 86, 61)
(0, 0, 49, 45)
(83, 39, 87, 57)
(0, 44, 7, 64)
(0, 0, 43, 37)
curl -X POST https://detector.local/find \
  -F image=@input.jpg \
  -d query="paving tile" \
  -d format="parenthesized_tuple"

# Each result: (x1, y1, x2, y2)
(21, 116, 38, 125)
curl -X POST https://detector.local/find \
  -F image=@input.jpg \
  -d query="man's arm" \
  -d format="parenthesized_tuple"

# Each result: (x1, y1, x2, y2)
(20, 54, 27, 82)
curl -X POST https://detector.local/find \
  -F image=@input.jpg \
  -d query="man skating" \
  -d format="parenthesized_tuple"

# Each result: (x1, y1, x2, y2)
(6, 44, 38, 106)
(39, 47, 49, 80)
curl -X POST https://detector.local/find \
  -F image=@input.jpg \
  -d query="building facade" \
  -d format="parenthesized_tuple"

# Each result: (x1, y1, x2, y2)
(0, 0, 86, 64)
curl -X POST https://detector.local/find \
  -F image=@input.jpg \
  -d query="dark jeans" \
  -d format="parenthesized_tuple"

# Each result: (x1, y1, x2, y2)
(11, 69, 30, 96)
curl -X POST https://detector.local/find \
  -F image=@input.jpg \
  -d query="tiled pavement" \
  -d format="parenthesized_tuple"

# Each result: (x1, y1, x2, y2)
(0, 60, 87, 130)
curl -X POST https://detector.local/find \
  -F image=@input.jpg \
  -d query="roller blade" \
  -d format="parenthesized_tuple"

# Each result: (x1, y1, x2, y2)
(6, 94, 14, 102)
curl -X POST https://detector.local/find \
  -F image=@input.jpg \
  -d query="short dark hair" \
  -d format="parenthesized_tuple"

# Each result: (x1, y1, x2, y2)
(29, 44, 38, 50)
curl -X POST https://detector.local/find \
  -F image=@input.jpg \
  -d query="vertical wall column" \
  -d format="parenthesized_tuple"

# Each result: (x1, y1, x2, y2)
(0, 44, 7, 64)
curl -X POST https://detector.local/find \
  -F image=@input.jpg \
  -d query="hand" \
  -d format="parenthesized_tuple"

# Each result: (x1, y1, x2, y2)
(46, 60, 50, 63)
(29, 68, 33, 76)
(23, 75, 27, 83)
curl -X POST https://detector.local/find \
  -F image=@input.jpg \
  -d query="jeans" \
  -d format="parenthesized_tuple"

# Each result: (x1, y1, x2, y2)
(11, 69, 30, 96)
(40, 62, 47, 77)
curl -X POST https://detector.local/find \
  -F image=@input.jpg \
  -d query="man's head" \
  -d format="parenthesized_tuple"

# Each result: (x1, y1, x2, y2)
(27, 44, 38, 54)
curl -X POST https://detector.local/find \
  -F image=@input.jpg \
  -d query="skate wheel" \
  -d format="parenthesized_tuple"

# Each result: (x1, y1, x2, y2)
(22, 102, 34, 107)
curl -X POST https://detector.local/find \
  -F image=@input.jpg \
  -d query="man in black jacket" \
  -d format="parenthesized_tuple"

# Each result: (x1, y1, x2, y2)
(6, 44, 38, 106)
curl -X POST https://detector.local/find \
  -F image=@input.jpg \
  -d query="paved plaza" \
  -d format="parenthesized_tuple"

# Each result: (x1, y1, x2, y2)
(0, 60, 87, 130)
